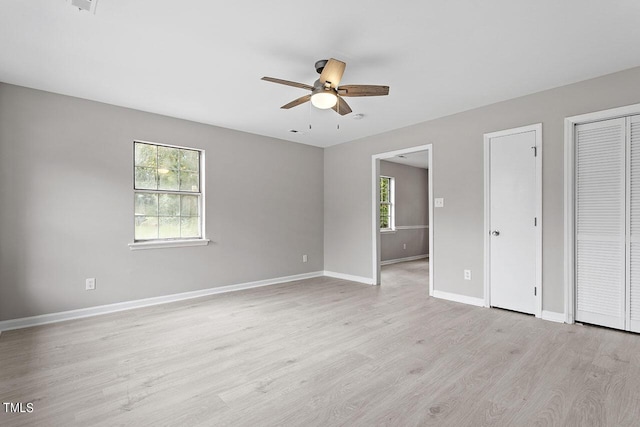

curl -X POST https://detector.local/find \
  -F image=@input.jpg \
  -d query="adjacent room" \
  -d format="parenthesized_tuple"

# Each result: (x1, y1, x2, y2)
(2, 1, 640, 425)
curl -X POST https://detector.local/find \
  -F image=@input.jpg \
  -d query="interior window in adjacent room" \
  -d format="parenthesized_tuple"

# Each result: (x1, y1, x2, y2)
(380, 176, 395, 231)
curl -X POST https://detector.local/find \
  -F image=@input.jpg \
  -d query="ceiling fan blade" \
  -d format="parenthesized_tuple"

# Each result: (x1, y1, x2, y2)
(332, 97, 352, 116)
(281, 94, 311, 109)
(337, 85, 389, 97)
(319, 58, 346, 88)
(262, 77, 314, 91)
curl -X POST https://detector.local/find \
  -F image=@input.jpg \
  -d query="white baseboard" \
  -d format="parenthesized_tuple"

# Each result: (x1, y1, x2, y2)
(432, 290, 485, 307)
(381, 254, 429, 266)
(323, 271, 374, 285)
(541, 310, 565, 323)
(0, 271, 324, 332)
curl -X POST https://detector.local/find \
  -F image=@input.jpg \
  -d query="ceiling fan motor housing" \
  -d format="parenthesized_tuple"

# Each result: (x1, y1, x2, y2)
(311, 85, 336, 96)
(315, 59, 328, 74)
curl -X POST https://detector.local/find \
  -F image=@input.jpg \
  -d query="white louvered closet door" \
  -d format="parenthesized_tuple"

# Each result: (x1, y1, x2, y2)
(628, 115, 640, 333)
(575, 118, 626, 330)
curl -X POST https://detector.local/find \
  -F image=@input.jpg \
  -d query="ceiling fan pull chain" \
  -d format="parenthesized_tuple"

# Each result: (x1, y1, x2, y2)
(308, 101, 312, 130)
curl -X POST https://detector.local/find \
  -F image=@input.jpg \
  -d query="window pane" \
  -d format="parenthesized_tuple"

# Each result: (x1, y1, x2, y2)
(181, 217, 200, 238)
(135, 143, 157, 168)
(135, 167, 157, 190)
(158, 169, 179, 191)
(180, 149, 199, 172)
(135, 193, 158, 216)
(135, 216, 158, 240)
(159, 216, 180, 238)
(380, 201, 390, 229)
(181, 195, 199, 216)
(159, 194, 180, 216)
(180, 172, 199, 192)
(158, 146, 180, 170)
(380, 178, 389, 202)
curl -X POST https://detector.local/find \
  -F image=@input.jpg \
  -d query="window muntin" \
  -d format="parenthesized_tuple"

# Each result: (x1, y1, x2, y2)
(380, 176, 394, 230)
(134, 142, 203, 241)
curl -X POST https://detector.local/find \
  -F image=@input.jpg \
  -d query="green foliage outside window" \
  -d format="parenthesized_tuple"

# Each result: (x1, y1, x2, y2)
(134, 142, 202, 241)
(380, 176, 392, 229)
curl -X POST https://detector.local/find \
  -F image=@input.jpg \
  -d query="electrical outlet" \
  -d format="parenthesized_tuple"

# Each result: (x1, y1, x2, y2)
(302, 254, 308, 263)
(464, 270, 471, 281)
(85, 278, 96, 290)
(435, 198, 444, 208)
(403, 243, 407, 250)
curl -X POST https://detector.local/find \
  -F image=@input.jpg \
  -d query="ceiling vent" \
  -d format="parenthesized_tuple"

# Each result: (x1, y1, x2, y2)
(69, 0, 98, 13)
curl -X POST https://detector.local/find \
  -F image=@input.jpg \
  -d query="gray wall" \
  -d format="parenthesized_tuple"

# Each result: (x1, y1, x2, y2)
(380, 160, 429, 262)
(4, 66, 640, 322)
(0, 83, 324, 321)
(324, 66, 640, 313)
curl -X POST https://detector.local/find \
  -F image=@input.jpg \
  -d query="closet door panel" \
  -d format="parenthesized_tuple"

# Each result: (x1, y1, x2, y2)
(629, 115, 640, 332)
(575, 118, 626, 329)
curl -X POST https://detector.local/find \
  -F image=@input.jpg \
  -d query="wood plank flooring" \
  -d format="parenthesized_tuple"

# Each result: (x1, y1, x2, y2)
(1, 259, 640, 426)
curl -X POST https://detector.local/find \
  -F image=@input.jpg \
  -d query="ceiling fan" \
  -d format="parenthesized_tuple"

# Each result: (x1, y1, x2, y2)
(261, 58, 390, 116)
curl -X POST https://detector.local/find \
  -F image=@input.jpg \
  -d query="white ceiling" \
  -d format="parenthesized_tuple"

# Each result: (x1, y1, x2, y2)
(1, 1, 640, 148)
(383, 151, 429, 170)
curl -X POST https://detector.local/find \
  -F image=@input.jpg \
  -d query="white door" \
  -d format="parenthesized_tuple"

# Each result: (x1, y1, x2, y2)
(487, 128, 539, 315)
(575, 118, 626, 329)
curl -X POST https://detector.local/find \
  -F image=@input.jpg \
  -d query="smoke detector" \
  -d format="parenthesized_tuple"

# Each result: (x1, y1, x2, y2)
(68, 0, 98, 13)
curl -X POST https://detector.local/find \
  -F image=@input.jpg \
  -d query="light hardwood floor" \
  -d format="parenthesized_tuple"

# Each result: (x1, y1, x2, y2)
(1, 260, 640, 426)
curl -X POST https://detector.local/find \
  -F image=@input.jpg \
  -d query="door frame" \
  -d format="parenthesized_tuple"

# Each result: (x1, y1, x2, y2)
(371, 144, 433, 294)
(564, 103, 640, 324)
(484, 123, 543, 318)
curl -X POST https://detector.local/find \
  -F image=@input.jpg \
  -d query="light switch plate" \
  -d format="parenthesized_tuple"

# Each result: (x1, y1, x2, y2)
(435, 198, 444, 208)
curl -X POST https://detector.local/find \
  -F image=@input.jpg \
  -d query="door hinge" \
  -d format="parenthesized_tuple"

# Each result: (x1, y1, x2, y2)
(534, 287, 537, 296)
(531, 146, 537, 157)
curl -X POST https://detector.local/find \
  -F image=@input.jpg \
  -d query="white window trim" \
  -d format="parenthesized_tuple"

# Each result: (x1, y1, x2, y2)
(129, 238, 209, 251)
(130, 140, 208, 249)
(380, 175, 395, 232)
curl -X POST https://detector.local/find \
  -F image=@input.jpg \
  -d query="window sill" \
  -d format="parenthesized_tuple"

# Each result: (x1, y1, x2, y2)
(380, 229, 396, 234)
(128, 239, 210, 251)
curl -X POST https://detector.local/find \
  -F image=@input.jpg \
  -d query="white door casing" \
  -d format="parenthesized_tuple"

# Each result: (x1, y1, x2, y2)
(371, 145, 433, 294)
(484, 124, 542, 317)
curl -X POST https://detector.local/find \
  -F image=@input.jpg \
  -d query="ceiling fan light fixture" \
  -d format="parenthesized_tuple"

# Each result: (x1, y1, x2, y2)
(262, 58, 388, 116)
(311, 91, 337, 109)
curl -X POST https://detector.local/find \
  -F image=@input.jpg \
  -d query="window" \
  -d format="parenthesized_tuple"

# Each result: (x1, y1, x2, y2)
(380, 176, 394, 231)
(133, 141, 204, 243)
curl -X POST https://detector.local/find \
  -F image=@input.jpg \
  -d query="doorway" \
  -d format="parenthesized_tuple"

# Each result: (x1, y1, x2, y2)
(371, 145, 433, 293)
(484, 124, 542, 317)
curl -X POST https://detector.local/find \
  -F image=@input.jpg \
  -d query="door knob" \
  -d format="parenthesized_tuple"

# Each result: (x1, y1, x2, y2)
(491, 230, 500, 236)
